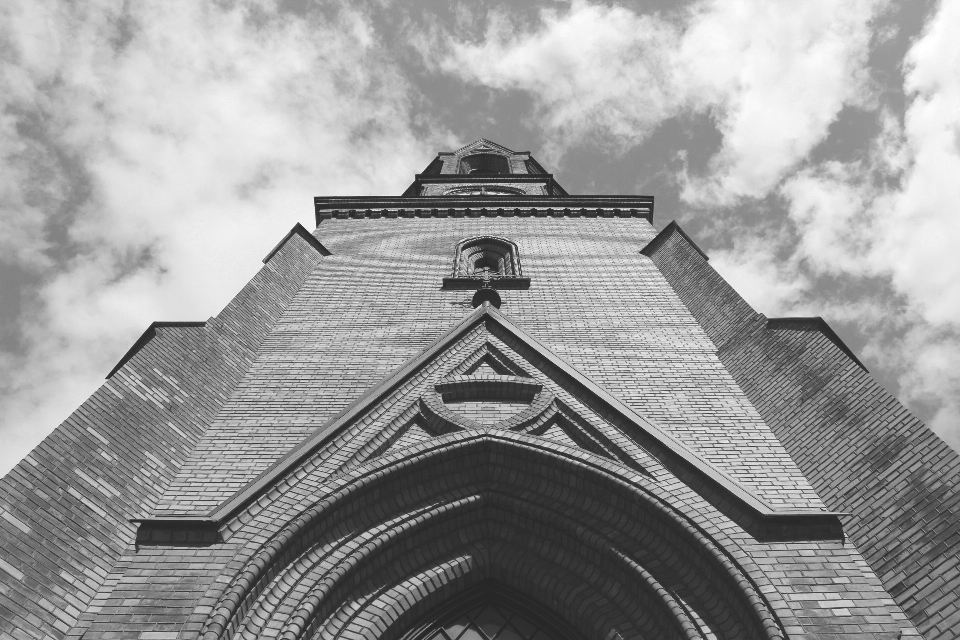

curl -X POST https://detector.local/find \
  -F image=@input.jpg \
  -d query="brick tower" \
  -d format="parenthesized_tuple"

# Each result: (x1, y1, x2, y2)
(1, 140, 958, 640)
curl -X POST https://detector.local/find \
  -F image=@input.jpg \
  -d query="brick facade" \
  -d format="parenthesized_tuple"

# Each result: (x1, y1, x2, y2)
(0, 140, 942, 639)
(644, 222, 959, 639)
(0, 231, 323, 640)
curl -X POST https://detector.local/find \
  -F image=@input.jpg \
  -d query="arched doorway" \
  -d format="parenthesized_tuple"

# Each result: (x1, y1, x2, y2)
(196, 434, 785, 640)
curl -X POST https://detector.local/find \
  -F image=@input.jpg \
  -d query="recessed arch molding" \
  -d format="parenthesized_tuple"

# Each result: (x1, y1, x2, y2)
(194, 433, 788, 640)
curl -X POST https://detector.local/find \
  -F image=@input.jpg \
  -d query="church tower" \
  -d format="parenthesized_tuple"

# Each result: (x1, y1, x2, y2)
(1, 140, 958, 640)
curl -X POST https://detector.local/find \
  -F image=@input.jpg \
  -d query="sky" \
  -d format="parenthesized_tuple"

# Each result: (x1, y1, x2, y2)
(1, 0, 958, 475)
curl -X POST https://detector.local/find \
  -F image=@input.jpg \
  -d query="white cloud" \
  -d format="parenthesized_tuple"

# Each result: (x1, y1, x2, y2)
(433, 0, 883, 199)
(434, 1, 682, 163)
(778, 160, 876, 277)
(676, 0, 882, 204)
(709, 232, 811, 315)
(768, 0, 960, 449)
(0, 0, 448, 474)
(878, 0, 960, 325)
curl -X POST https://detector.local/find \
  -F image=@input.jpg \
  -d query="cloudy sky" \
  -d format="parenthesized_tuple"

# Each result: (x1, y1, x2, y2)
(1, 0, 957, 474)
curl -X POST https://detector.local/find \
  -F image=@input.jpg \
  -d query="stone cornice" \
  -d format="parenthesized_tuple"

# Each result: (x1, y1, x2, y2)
(262, 222, 330, 263)
(402, 173, 569, 197)
(413, 173, 555, 182)
(315, 195, 654, 225)
(766, 316, 868, 372)
(106, 321, 207, 379)
(640, 220, 709, 261)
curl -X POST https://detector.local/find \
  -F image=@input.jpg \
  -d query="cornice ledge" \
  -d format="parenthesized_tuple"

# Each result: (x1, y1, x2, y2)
(106, 321, 207, 379)
(314, 197, 654, 226)
(766, 316, 869, 372)
(639, 220, 709, 261)
(262, 222, 331, 264)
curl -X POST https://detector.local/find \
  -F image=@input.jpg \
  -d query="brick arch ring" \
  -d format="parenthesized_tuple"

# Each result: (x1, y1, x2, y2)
(196, 432, 787, 640)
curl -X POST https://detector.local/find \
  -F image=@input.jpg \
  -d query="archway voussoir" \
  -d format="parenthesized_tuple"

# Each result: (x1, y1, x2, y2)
(200, 434, 784, 640)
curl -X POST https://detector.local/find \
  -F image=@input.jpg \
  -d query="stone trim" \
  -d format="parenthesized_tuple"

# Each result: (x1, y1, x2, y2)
(314, 196, 654, 225)
(262, 222, 330, 263)
(453, 138, 518, 156)
(105, 321, 206, 379)
(766, 316, 868, 372)
(316, 205, 652, 224)
(442, 276, 531, 290)
(420, 386, 556, 433)
(434, 374, 541, 402)
(640, 220, 709, 261)
(408, 173, 567, 196)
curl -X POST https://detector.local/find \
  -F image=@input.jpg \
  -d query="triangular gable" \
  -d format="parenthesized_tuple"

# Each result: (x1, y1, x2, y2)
(142, 305, 835, 533)
(453, 139, 518, 157)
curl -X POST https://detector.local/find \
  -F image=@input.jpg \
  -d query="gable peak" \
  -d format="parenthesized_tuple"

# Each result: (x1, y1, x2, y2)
(454, 138, 517, 156)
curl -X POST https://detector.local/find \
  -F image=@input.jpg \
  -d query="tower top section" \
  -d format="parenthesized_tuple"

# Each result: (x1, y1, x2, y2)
(313, 137, 654, 224)
(400, 139, 567, 197)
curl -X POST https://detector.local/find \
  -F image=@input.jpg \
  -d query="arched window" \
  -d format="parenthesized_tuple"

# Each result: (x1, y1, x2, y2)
(402, 586, 576, 640)
(457, 237, 519, 278)
(458, 153, 510, 175)
(443, 237, 530, 290)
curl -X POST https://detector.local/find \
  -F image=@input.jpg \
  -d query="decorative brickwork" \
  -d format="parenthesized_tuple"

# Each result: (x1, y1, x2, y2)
(644, 221, 958, 640)
(0, 142, 935, 640)
(0, 228, 324, 640)
(442, 236, 530, 291)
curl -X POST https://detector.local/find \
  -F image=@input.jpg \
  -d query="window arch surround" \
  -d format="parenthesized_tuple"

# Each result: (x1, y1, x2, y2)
(456, 236, 521, 279)
(443, 237, 531, 291)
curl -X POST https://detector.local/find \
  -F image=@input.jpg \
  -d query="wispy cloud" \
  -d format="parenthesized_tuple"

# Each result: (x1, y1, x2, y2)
(0, 0, 449, 473)
(429, 0, 883, 186)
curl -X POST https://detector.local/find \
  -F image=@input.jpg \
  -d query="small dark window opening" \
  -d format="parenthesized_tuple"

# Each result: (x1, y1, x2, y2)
(473, 256, 503, 274)
(459, 154, 510, 175)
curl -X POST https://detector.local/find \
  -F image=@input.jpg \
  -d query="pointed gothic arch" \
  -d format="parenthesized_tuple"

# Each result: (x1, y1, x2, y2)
(195, 433, 786, 640)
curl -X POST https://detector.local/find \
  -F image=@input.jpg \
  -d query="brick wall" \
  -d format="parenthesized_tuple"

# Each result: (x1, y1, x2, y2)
(2, 209, 938, 639)
(155, 215, 821, 516)
(0, 232, 323, 640)
(645, 222, 960, 640)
